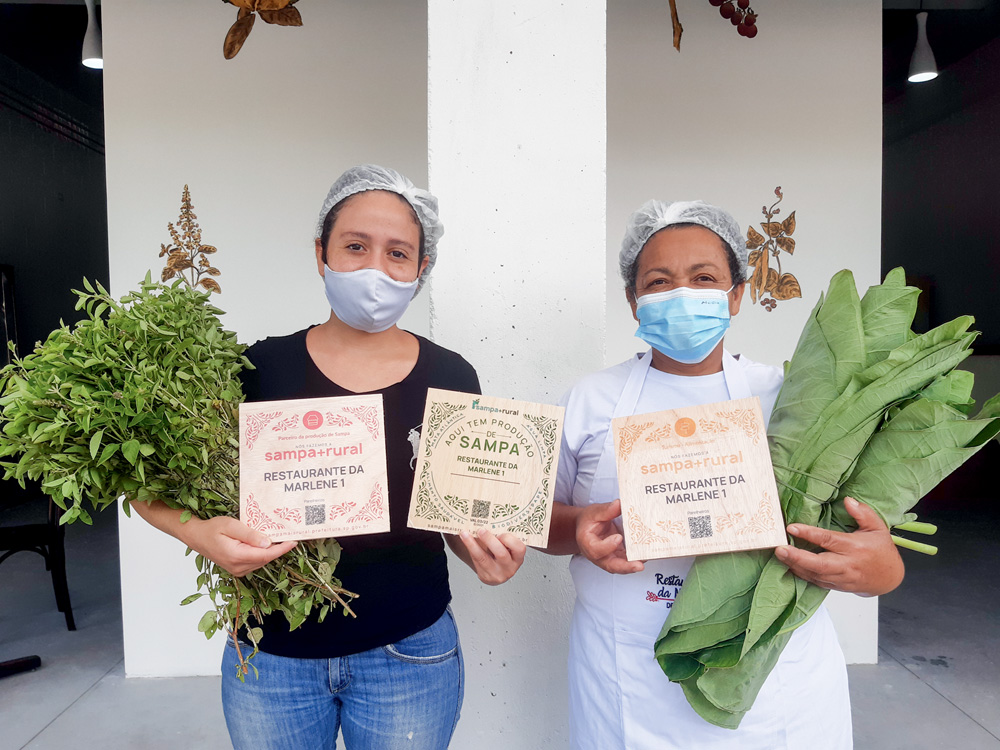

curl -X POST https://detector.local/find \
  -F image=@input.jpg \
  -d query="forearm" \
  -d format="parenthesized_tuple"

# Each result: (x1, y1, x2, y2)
(443, 533, 473, 568)
(129, 497, 198, 545)
(543, 501, 582, 556)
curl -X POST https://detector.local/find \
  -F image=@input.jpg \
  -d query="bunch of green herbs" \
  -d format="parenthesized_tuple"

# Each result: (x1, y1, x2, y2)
(654, 268, 1000, 728)
(0, 277, 356, 676)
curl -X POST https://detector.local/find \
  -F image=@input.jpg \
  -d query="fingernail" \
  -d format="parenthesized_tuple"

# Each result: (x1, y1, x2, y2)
(787, 524, 800, 535)
(775, 547, 789, 560)
(460, 531, 471, 541)
(257, 537, 271, 549)
(846, 497, 859, 508)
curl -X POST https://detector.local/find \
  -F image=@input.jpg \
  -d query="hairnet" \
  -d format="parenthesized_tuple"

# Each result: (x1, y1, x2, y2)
(315, 165, 443, 291)
(619, 200, 747, 286)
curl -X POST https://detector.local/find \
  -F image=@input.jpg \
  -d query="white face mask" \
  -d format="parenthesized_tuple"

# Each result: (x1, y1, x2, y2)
(323, 266, 418, 333)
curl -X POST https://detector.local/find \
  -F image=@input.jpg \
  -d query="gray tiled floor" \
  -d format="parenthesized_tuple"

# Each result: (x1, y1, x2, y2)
(1, 500, 998, 749)
(851, 504, 1000, 749)
(0, 502, 229, 750)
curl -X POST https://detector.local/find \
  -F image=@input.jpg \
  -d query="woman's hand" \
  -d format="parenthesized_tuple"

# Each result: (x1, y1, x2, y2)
(775, 497, 904, 597)
(447, 529, 526, 585)
(130, 499, 296, 578)
(182, 516, 297, 578)
(182, 516, 298, 578)
(576, 499, 644, 575)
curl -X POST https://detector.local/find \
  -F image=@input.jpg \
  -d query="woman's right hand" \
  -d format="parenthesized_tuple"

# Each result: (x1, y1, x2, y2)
(181, 516, 298, 577)
(575, 499, 644, 575)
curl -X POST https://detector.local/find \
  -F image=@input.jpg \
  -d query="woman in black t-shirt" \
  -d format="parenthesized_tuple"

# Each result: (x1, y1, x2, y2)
(133, 165, 525, 749)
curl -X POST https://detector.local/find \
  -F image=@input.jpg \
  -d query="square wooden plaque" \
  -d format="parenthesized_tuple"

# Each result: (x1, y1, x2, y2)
(407, 389, 564, 547)
(239, 394, 390, 542)
(613, 396, 786, 560)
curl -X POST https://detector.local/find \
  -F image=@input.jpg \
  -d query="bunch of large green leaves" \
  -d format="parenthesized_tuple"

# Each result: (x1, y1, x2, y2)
(0, 277, 355, 674)
(654, 268, 1000, 728)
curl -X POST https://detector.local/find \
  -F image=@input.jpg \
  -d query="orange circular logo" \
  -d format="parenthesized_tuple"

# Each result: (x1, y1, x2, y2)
(674, 417, 697, 437)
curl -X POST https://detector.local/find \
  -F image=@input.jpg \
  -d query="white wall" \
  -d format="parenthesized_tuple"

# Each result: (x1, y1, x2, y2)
(103, 0, 429, 677)
(607, 0, 884, 663)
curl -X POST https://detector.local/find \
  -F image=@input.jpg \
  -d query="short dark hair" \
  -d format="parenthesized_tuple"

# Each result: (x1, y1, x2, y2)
(624, 223, 746, 293)
(319, 191, 425, 266)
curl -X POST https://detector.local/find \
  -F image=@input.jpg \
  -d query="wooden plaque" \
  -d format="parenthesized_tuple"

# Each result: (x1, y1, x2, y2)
(407, 388, 564, 547)
(613, 396, 786, 560)
(239, 394, 390, 541)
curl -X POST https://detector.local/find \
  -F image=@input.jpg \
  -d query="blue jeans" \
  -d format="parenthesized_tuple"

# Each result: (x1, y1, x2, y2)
(221, 608, 464, 750)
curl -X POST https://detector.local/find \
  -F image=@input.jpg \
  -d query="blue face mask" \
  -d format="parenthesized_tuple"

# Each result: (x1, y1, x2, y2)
(634, 286, 733, 364)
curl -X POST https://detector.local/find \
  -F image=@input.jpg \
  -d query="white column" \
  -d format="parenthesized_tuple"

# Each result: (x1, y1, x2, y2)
(428, 1, 606, 745)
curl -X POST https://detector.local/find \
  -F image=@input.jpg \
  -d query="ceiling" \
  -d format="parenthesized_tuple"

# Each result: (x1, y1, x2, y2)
(0, 2, 102, 106)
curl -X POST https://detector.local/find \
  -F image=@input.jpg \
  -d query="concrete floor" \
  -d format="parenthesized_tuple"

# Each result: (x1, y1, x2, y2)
(1, 500, 997, 749)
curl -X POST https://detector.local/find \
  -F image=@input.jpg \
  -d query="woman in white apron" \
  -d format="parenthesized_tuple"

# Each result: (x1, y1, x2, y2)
(547, 200, 904, 750)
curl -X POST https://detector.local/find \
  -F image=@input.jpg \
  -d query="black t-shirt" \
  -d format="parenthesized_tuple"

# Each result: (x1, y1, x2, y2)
(239, 327, 481, 658)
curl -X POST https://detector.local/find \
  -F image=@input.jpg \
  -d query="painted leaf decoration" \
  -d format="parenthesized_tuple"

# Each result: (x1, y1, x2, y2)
(747, 248, 763, 268)
(771, 273, 802, 300)
(161, 268, 176, 282)
(226, 0, 255, 10)
(761, 222, 784, 239)
(199, 245, 218, 255)
(259, 7, 302, 25)
(765, 268, 779, 293)
(224, 12, 255, 60)
(256, 0, 294, 9)
(746, 226, 766, 250)
(781, 210, 796, 236)
(206, 267, 222, 277)
(199, 278, 222, 294)
(167, 252, 194, 272)
(775, 236, 796, 255)
(159, 243, 171, 258)
(748, 248, 768, 304)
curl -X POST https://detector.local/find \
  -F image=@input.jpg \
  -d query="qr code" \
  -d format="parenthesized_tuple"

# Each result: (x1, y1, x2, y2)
(305, 504, 325, 526)
(688, 515, 713, 539)
(471, 499, 491, 520)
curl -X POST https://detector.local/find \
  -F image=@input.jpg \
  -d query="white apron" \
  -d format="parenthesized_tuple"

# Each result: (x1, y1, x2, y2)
(567, 351, 852, 750)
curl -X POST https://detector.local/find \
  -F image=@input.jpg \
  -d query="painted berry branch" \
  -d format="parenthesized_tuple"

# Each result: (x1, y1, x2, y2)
(670, 1, 760, 51)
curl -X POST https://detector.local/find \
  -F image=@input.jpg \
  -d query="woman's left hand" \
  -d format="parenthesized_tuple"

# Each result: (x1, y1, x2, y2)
(449, 529, 527, 585)
(775, 497, 905, 597)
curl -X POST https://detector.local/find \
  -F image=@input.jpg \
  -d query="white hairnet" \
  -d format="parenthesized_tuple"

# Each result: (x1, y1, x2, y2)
(619, 200, 747, 286)
(315, 165, 443, 290)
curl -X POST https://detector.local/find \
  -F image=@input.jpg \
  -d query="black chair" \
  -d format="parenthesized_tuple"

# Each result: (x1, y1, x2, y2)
(0, 491, 75, 632)
(0, 264, 54, 677)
